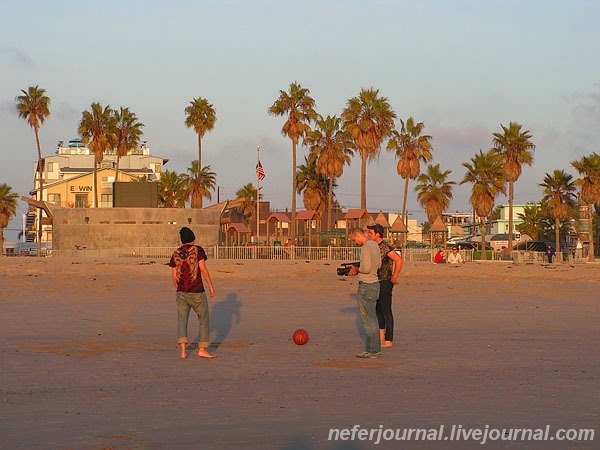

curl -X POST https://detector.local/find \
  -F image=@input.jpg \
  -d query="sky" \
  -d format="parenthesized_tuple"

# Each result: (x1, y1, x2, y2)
(2, 0, 600, 240)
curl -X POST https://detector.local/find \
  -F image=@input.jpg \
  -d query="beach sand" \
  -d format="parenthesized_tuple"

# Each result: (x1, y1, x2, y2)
(1, 257, 598, 449)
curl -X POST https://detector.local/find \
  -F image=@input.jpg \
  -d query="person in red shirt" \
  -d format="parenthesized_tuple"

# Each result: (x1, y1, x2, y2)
(168, 227, 216, 359)
(433, 248, 446, 264)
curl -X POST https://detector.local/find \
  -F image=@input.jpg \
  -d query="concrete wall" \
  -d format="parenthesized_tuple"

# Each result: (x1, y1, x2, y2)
(52, 208, 221, 250)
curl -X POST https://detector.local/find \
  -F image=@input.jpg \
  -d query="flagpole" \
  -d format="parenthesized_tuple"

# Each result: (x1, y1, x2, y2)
(256, 145, 260, 244)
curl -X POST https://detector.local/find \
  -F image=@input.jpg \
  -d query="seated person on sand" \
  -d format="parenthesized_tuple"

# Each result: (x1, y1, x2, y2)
(433, 248, 446, 264)
(447, 246, 464, 265)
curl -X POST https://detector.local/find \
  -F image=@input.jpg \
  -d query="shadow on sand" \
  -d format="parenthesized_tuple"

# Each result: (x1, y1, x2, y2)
(189, 293, 242, 351)
(341, 292, 365, 341)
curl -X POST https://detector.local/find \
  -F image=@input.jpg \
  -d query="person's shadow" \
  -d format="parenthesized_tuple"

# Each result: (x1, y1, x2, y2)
(209, 293, 242, 349)
(341, 292, 365, 341)
(190, 294, 242, 351)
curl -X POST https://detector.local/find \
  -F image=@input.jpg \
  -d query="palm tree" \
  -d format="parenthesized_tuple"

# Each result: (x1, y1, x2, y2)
(113, 107, 144, 181)
(387, 117, 433, 231)
(540, 170, 577, 255)
(268, 82, 317, 237)
(16, 85, 50, 251)
(16, 86, 51, 194)
(296, 156, 329, 216)
(492, 122, 535, 252)
(539, 204, 576, 245)
(341, 88, 396, 210)
(158, 170, 188, 207)
(304, 114, 354, 231)
(461, 149, 506, 260)
(415, 164, 455, 223)
(185, 161, 216, 208)
(184, 97, 216, 169)
(0, 183, 19, 256)
(78, 102, 116, 208)
(571, 152, 600, 261)
(235, 183, 260, 225)
(516, 203, 544, 240)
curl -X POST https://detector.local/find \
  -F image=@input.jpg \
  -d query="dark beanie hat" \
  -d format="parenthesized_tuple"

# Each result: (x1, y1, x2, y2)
(180, 227, 195, 244)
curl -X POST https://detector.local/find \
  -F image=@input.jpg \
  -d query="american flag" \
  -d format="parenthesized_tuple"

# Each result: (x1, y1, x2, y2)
(256, 160, 265, 181)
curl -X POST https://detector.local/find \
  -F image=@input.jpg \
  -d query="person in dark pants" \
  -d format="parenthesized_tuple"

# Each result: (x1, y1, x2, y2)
(545, 245, 556, 264)
(366, 224, 403, 349)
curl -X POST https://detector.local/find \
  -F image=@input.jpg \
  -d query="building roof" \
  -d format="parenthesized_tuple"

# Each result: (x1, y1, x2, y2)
(226, 222, 250, 233)
(390, 216, 407, 232)
(373, 212, 390, 227)
(429, 216, 447, 232)
(344, 208, 369, 220)
(266, 212, 291, 223)
(31, 167, 140, 193)
(296, 210, 320, 220)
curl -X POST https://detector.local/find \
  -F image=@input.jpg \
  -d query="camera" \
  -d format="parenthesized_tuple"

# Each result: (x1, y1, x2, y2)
(337, 262, 360, 276)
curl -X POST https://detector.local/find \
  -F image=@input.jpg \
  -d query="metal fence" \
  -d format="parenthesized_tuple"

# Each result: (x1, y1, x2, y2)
(50, 246, 363, 261)
(46, 246, 548, 264)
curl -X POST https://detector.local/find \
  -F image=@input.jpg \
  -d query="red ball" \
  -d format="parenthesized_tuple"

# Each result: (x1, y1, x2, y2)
(293, 329, 309, 345)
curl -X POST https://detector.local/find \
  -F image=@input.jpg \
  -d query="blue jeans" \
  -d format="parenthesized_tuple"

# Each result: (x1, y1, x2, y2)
(176, 291, 210, 348)
(357, 281, 381, 353)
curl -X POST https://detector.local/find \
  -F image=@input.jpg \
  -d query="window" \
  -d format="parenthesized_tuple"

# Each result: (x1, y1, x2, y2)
(47, 193, 61, 206)
(75, 194, 88, 208)
(101, 176, 115, 188)
(153, 163, 162, 174)
(101, 194, 113, 208)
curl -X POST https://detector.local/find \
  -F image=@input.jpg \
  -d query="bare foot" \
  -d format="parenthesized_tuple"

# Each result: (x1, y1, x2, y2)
(198, 349, 216, 359)
(179, 343, 188, 359)
(381, 341, 393, 348)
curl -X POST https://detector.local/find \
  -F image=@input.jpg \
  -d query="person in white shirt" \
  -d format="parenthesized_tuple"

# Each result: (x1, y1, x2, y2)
(447, 246, 464, 265)
(575, 238, 583, 261)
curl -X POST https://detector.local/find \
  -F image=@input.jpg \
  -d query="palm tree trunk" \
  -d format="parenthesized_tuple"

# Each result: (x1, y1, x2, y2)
(291, 140, 297, 238)
(508, 181, 514, 251)
(93, 159, 99, 208)
(197, 134, 202, 168)
(555, 220, 560, 260)
(34, 128, 43, 253)
(481, 217, 487, 261)
(360, 150, 367, 210)
(327, 178, 333, 232)
(401, 177, 409, 246)
(588, 206, 595, 262)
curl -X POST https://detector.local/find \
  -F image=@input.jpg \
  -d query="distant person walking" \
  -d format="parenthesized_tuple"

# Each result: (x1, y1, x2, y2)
(348, 228, 382, 359)
(575, 238, 583, 261)
(366, 224, 403, 349)
(168, 227, 216, 359)
(545, 245, 556, 264)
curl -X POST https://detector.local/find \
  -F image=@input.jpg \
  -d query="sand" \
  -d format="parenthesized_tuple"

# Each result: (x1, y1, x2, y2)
(0, 257, 598, 449)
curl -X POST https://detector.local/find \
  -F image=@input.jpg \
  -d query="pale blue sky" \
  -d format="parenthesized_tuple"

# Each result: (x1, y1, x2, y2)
(2, 0, 600, 239)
